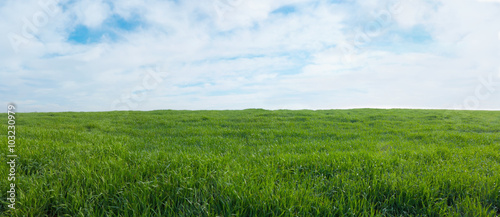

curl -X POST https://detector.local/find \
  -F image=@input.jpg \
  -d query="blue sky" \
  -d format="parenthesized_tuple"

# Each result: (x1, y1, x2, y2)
(1, 0, 500, 112)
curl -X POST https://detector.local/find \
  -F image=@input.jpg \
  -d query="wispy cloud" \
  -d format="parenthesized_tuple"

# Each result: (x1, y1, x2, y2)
(1, 0, 499, 112)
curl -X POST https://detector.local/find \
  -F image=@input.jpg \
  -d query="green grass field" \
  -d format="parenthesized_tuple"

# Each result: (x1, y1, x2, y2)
(1, 109, 499, 216)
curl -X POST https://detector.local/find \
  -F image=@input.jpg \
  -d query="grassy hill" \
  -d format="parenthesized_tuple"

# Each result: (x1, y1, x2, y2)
(1, 109, 499, 216)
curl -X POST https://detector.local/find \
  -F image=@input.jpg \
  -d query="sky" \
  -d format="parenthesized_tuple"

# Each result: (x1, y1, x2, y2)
(1, 0, 500, 112)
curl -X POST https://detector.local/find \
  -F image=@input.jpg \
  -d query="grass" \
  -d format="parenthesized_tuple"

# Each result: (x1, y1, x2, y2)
(0, 109, 499, 216)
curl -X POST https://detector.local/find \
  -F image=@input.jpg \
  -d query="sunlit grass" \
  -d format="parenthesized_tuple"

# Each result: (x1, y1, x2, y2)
(1, 109, 499, 216)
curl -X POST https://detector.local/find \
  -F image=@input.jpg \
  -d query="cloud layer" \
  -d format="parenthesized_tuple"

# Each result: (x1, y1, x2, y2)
(1, 0, 499, 112)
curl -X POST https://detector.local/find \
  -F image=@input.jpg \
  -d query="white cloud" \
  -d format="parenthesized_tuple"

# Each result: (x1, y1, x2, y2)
(0, 0, 499, 112)
(73, 0, 111, 28)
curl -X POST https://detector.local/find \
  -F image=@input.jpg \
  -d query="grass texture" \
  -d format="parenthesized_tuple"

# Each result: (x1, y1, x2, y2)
(1, 109, 499, 216)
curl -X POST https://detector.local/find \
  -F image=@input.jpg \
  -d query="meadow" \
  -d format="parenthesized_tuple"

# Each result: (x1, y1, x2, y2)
(1, 109, 499, 216)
